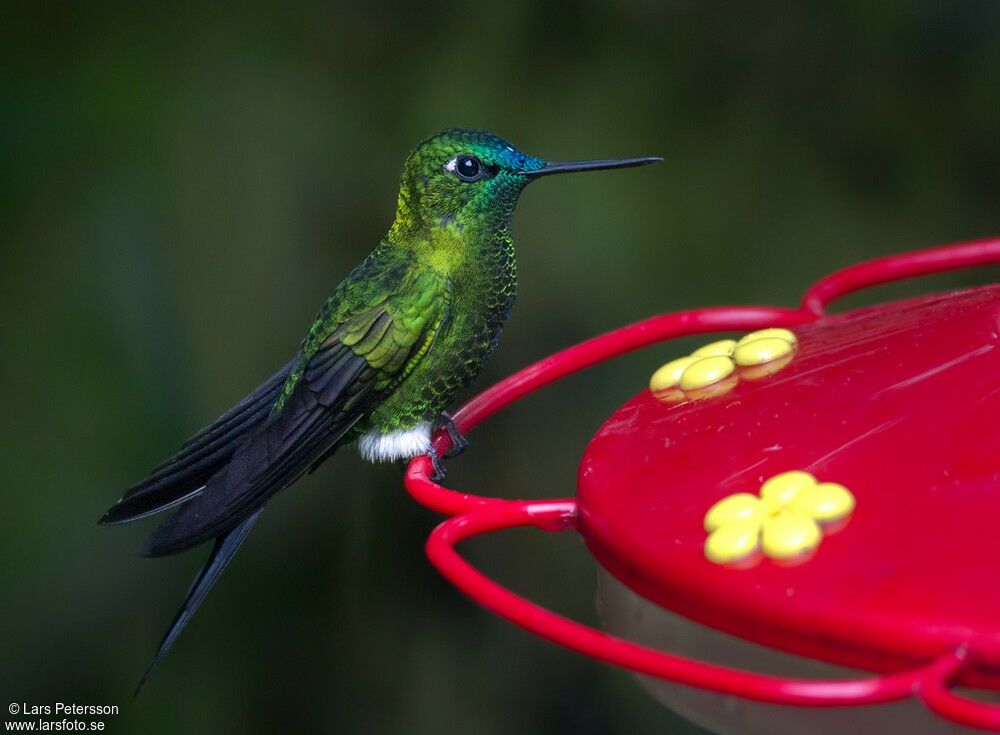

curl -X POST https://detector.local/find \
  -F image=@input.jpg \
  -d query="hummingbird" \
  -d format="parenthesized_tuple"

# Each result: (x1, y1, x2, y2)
(101, 128, 660, 690)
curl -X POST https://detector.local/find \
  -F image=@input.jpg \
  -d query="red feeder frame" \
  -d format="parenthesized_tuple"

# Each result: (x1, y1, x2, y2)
(403, 236, 1000, 732)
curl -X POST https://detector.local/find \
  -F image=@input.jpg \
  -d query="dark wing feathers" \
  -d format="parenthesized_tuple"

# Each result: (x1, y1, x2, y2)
(115, 267, 451, 690)
(100, 358, 297, 525)
(144, 349, 366, 555)
(143, 271, 451, 556)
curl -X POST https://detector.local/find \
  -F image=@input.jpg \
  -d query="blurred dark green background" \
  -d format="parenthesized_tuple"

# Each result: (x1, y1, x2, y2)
(3, 3, 1000, 733)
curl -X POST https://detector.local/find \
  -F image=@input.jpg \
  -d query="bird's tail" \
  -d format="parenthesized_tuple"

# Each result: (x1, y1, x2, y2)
(134, 508, 262, 695)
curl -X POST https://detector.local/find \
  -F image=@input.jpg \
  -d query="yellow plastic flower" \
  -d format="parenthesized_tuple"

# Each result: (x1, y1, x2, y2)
(703, 471, 855, 564)
(650, 328, 797, 400)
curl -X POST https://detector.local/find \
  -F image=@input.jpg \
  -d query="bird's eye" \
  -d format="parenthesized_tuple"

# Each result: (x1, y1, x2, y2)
(446, 155, 485, 182)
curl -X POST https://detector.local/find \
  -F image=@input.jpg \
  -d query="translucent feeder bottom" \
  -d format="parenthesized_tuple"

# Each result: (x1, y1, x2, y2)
(596, 567, 997, 734)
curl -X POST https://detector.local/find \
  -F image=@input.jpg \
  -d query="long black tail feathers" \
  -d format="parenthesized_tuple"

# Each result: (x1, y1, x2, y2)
(133, 508, 262, 696)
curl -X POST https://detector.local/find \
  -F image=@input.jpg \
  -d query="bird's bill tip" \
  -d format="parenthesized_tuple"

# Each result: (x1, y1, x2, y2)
(524, 156, 663, 178)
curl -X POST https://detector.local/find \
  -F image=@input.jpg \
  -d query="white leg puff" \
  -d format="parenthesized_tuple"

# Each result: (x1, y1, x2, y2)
(357, 423, 433, 463)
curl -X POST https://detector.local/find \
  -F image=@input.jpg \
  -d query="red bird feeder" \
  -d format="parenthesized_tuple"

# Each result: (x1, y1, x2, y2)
(404, 237, 1000, 733)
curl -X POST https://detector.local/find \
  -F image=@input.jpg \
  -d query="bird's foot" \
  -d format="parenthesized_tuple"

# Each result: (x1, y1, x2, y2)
(428, 447, 447, 483)
(436, 411, 469, 459)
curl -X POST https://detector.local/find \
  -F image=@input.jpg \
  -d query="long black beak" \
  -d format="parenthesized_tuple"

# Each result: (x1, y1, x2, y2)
(524, 156, 662, 178)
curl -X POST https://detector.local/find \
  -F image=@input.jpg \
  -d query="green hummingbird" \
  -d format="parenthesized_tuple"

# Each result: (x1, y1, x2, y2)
(102, 128, 660, 690)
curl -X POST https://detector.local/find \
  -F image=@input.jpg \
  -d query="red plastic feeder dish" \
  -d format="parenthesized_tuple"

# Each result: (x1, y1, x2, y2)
(404, 237, 1000, 733)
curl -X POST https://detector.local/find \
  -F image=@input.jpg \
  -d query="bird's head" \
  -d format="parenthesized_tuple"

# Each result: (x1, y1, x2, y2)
(390, 128, 660, 237)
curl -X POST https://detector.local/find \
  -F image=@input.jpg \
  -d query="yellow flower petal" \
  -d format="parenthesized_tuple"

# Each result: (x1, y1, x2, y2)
(738, 328, 798, 346)
(705, 519, 761, 564)
(691, 339, 737, 358)
(704, 493, 762, 532)
(734, 337, 794, 366)
(650, 356, 699, 392)
(761, 512, 821, 559)
(679, 355, 736, 390)
(760, 471, 817, 505)
(758, 496, 783, 517)
(787, 482, 856, 523)
(684, 374, 739, 401)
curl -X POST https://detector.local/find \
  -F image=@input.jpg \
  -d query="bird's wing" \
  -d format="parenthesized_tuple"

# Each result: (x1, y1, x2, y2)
(144, 268, 452, 556)
(101, 357, 298, 525)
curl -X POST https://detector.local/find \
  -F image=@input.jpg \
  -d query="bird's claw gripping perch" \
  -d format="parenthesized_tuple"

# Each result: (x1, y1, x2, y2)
(436, 411, 469, 458)
(428, 411, 467, 481)
(428, 447, 447, 483)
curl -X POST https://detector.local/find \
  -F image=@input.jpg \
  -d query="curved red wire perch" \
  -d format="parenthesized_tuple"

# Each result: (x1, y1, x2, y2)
(403, 236, 1000, 731)
(406, 305, 806, 516)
